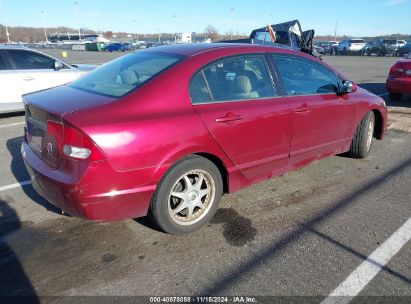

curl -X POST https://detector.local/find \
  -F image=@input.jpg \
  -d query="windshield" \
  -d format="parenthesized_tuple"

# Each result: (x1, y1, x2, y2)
(69, 52, 184, 98)
(351, 40, 364, 43)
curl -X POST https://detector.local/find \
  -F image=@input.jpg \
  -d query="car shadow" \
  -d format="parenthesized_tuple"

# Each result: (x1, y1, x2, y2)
(6, 136, 61, 215)
(0, 112, 25, 119)
(0, 198, 39, 302)
(199, 155, 411, 295)
(358, 83, 411, 108)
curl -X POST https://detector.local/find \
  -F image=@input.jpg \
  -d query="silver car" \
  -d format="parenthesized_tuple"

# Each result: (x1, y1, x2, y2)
(0, 46, 95, 114)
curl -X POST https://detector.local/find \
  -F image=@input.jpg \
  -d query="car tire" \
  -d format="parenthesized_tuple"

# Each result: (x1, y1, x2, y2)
(389, 93, 403, 101)
(149, 155, 223, 235)
(349, 112, 375, 159)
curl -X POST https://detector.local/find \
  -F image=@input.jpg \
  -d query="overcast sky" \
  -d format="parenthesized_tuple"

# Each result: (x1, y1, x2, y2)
(0, 0, 410, 36)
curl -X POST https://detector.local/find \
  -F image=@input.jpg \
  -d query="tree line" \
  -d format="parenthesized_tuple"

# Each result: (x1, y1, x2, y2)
(1, 23, 409, 43)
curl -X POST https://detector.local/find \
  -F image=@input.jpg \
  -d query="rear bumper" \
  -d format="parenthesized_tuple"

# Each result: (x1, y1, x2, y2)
(22, 141, 155, 221)
(386, 77, 411, 94)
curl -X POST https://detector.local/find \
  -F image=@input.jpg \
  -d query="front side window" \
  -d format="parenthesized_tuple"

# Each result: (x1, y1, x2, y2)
(70, 52, 184, 98)
(191, 56, 276, 103)
(0, 54, 7, 70)
(273, 55, 338, 96)
(8, 50, 55, 70)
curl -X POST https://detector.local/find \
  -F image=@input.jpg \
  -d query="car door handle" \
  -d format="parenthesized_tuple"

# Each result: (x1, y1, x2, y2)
(215, 113, 243, 123)
(23, 77, 35, 81)
(294, 107, 312, 114)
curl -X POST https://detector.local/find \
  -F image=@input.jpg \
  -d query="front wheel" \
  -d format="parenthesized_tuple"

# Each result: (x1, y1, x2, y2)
(349, 112, 375, 159)
(149, 156, 223, 235)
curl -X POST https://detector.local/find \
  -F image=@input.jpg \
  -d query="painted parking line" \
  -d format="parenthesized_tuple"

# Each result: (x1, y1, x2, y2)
(0, 180, 32, 192)
(321, 217, 411, 304)
(0, 122, 25, 129)
(378, 92, 389, 97)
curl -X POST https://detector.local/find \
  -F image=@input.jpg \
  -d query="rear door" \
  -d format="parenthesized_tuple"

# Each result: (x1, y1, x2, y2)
(191, 54, 292, 179)
(271, 54, 355, 165)
(6, 49, 79, 95)
(0, 50, 24, 111)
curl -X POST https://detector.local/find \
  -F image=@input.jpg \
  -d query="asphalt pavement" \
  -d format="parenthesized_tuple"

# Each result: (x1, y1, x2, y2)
(0, 53, 410, 303)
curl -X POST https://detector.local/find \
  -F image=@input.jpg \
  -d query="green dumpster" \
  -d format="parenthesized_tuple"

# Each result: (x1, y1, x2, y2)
(85, 42, 106, 51)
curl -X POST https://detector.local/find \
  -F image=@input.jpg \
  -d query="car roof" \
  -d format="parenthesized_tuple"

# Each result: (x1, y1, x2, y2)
(142, 42, 304, 57)
(0, 44, 25, 49)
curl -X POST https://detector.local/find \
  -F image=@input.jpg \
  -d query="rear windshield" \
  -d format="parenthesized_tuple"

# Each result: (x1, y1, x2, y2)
(383, 40, 397, 45)
(351, 40, 364, 43)
(69, 52, 184, 98)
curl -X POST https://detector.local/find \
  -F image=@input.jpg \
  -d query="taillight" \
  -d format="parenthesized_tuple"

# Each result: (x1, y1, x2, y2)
(63, 123, 105, 161)
(390, 62, 405, 77)
(42, 120, 64, 167)
(402, 62, 411, 77)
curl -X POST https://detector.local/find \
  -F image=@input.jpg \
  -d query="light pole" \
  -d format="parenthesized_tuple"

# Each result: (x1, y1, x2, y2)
(74, 1, 81, 40)
(172, 15, 177, 43)
(132, 19, 139, 42)
(41, 10, 48, 43)
(5, 24, 10, 43)
(334, 22, 338, 42)
(0, 0, 11, 43)
(229, 8, 235, 40)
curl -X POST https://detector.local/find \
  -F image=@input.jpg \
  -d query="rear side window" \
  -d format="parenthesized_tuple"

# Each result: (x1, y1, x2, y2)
(190, 56, 276, 104)
(190, 72, 212, 104)
(70, 52, 184, 98)
(8, 50, 55, 70)
(273, 55, 338, 96)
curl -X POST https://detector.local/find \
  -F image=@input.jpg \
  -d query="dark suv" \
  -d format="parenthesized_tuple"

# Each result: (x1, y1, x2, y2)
(398, 42, 411, 57)
(364, 39, 399, 56)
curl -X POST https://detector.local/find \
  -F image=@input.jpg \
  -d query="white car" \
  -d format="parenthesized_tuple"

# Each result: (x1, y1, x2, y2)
(336, 38, 366, 55)
(0, 46, 96, 114)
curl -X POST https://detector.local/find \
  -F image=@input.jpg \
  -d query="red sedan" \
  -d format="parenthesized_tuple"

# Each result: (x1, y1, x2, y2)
(387, 54, 411, 100)
(22, 44, 387, 234)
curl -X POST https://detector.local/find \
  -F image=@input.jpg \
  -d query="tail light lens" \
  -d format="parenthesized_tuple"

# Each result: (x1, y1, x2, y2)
(44, 120, 105, 164)
(402, 62, 411, 77)
(389, 62, 411, 78)
(42, 120, 64, 167)
(63, 123, 105, 161)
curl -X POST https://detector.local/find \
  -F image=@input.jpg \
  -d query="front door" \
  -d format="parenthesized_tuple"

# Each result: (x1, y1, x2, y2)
(271, 54, 355, 165)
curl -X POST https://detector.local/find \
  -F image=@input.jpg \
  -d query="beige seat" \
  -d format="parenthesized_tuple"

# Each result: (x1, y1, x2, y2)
(119, 69, 139, 85)
(231, 75, 259, 100)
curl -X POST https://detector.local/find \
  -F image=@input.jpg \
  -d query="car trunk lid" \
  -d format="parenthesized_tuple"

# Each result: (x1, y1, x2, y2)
(24, 85, 115, 168)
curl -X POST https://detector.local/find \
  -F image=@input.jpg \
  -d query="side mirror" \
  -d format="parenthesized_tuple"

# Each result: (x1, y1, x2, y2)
(340, 80, 357, 95)
(54, 61, 64, 71)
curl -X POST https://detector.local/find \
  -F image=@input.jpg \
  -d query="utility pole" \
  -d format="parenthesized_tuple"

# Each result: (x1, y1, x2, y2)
(41, 10, 48, 43)
(74, 1, 81, 40)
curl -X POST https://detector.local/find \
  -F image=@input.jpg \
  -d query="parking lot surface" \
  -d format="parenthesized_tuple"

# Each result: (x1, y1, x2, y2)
(0, 52, 410, 302)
